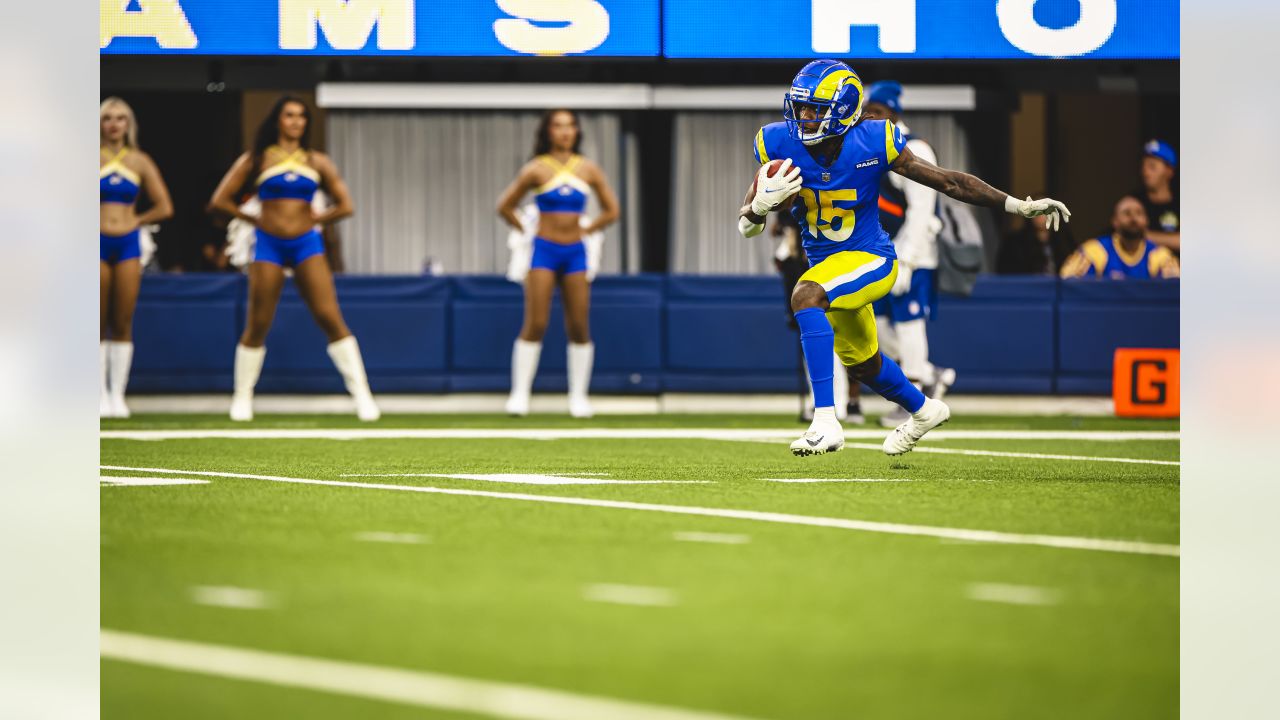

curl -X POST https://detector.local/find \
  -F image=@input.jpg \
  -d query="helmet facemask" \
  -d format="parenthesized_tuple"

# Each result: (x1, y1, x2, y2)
(778, 85, 860, 144)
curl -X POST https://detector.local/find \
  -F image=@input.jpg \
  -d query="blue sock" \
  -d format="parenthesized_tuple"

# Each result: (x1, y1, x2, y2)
(794, 307, 835, 408)
(866, 352, 927, 413)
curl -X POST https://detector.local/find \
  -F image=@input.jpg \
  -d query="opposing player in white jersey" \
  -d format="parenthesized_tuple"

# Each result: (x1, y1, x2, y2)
(861, 81, 957, 428)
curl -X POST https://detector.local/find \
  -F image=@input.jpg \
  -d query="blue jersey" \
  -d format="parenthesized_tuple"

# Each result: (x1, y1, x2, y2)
(754, 119, 907, 266)
(1060, 235, 1180, 279)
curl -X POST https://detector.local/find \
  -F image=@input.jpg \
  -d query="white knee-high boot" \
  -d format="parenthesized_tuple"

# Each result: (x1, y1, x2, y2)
(106, 341, 133, 419)
(231, 344, 266, 422)
(100, 341, 111, 418)
(327, 336, 380, 422)
(506, 339, 542, 416)
(567, 342, 594, 419)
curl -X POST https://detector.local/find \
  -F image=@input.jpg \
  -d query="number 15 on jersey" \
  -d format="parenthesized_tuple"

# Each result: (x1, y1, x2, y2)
(797, 188, 858, 242)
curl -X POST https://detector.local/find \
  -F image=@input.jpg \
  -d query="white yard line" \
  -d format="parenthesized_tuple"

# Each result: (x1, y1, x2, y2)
(100, 428, 1181, 465)
(582, 584, 679, 607)
(762, 478, 915, 483)
(100, 630, 758, 720)
(100, 428, 1178, 442)
(965, 583, 1061, 606)
(100, 475, 210, 487)
(99, 465, 1180, 557)
(352, 532, 430, 545)
(844, 443, 1179, 466)
(189, 586, 274, 610)
(672, 531, 751, 545)
(339, 473, 706, 486)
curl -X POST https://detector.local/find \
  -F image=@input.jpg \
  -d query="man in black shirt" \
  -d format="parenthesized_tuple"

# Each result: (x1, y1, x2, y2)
(1136, 139, 1179, 252)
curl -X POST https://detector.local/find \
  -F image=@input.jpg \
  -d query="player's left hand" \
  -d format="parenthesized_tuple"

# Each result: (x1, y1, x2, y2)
(892, 263, 913, 296)
(1006, 195, 1071, 231)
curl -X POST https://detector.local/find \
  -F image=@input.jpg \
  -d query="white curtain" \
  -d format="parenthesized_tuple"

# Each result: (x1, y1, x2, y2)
(670, 112, 972, 275)
(328, 111, 627, 275)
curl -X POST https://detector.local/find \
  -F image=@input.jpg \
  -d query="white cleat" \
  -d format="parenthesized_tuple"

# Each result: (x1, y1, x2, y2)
(569, 396, 594, 419)
(108, 395, 130, 419)
(355, 394, 381, 422)
(505, 393, 530, 417)
(790, 420, 845, 457)
(100, 392, 114, 419)
(883, 398, 951, 456)
(229, 394, 254, 422)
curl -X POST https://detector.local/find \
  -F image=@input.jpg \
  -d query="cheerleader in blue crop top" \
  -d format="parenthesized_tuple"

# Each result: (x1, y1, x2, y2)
(496, 109, 621, 419)
(210, 96, 379, 423)
(99, 97, 173, 419)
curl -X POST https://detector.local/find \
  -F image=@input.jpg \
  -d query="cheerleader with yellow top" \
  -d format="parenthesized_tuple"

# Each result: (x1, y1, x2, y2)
(740, 61, 1072, 457)
(100, 97, 173, 418)
(210, 96, 379, 422)
(496, 109, 620, 418)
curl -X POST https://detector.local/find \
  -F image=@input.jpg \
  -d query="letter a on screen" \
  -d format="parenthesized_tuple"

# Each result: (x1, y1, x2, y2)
(100, 0, 198, 49)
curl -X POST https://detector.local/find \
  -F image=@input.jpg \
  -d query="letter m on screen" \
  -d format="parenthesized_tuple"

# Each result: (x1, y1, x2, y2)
(280, 0, 414, 51)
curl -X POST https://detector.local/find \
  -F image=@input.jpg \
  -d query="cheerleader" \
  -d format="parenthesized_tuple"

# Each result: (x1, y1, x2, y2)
(209, 96, 379, 421)
(100, 97, 173, 418)
(496, 109, 619, 417)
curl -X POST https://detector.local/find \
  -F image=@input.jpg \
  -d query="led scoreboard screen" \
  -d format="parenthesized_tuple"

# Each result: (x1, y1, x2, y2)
(100, 0, 661, 57)
(664, 0, 1179, 59)
(100, 1, 1177, 59)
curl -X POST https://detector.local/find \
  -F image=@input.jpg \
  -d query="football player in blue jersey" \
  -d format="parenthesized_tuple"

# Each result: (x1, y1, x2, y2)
(739, 60, 1071, 457)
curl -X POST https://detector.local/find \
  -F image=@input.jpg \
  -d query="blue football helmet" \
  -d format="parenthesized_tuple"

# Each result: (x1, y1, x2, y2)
(783, 59, 865, 146)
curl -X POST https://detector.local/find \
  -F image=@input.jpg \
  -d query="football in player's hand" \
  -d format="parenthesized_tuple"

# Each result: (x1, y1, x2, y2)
(747, 158, 788, 192)
(752, 158, 793, 211)
(763, 158, 787, 178)
(751, 159, 789, 194)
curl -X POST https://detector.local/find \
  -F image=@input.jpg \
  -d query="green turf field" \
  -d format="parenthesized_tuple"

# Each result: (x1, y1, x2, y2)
(101, 413, 1179, 720)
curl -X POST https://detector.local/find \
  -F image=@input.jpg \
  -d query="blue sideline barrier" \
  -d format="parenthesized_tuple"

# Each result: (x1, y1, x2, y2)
(127, 274, 1177, 395)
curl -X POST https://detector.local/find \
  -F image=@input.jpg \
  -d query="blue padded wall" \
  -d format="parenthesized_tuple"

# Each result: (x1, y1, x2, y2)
(1057, 279, 1179, 394)
(125, 274, 1177, 396)
(257, 276, 450, 393)
(664, 276, 801, 392)
(130, 274, 243, 392)
(926, 276, 1058, 394)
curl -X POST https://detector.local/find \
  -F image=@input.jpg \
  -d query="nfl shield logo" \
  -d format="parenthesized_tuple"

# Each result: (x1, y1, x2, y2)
(821, 172, 831, 182)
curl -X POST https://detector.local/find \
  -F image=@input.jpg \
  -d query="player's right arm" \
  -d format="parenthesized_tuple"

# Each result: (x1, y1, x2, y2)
(891, 144, 1071, 231)
(738, 132, 802, 238)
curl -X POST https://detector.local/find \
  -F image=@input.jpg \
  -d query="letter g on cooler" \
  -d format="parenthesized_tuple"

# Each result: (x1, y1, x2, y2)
(1113, 348, 1179, 418)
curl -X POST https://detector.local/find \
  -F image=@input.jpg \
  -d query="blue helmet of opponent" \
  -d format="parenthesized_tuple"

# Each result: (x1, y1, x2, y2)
(783, 59, 866, 146)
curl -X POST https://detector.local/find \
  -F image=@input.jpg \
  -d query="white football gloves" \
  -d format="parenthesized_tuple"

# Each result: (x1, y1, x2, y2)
(1005, 195, 1072, 231)
(750, 158, 803, 216)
